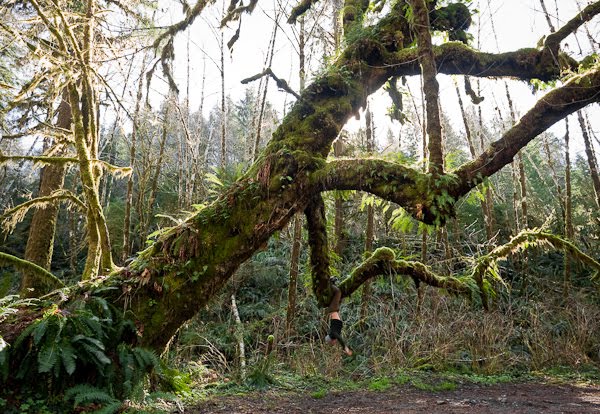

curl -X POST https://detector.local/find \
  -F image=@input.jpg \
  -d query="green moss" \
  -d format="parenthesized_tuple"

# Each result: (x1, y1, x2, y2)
(368, 377, 392, 392)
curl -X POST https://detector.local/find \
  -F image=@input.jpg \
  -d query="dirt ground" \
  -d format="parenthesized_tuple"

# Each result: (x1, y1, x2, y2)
(186, 382, 600, 413)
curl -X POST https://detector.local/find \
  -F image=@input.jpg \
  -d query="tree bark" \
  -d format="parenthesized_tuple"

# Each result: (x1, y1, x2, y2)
(454, 79, 493, 242)
(578, 110, 600, 210)
(285, 15, 307, 336)
(360, 103, 375, 323)
(563, 119, 574, 297)
(20, 96, 71, 297)
(220, 11, 226, 169)
(409, 0, 444, 174)
(230, 294, 246, 379)
(123, 58, 146, 262)
(286, 214, 303, 335)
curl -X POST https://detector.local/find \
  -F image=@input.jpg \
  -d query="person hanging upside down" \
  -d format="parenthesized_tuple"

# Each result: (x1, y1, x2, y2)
(325, 285, 353, 356)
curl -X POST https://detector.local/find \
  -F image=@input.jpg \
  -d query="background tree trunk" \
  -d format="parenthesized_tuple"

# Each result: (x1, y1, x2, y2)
(285, 16, 307, 336)
(578, 110, 600, 210)
(20, 96, 71, 297)
(122, 59, 146, 262)
(564, 119, 574, 297)
(360, 103, 375, 324)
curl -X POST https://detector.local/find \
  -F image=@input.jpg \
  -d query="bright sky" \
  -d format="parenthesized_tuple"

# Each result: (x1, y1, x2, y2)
(157, 0, 599, 157)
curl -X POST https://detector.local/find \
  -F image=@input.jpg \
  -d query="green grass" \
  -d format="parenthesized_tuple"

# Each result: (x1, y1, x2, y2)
(311, 389, 327, 399)
(411, 378, 456, 392)
(368, 377, 392, 391)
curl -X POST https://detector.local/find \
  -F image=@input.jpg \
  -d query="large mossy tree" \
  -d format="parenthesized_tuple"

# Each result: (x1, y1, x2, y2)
(2, 0, 600, 394)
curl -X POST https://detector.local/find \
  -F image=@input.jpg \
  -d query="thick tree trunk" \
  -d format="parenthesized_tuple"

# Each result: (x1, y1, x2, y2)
(20, 97, 71, 297)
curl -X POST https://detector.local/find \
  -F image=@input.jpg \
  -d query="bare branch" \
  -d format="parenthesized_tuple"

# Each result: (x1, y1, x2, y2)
(221, 0, 258, 27)
(241, 68, 301, 100)
(545, 0, 600, 54)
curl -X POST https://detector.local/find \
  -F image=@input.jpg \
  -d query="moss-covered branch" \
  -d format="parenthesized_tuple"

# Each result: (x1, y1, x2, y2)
(387, 43, 575, 81)
(474, 229, 600, 281)
(342, 0, 370, 34)
(338, 247, 475, 298)
(450, 67, 600, 199)
(0, 155, 78, 166)
(544, 0, 600, 56)
(95, 160, 132, 179)
(221, 0, 258, 27)
(148, 0, 213, 93)
(1, 190, 86, 233)
(312, 158, 453, 224)
(337, 229, 599, 309)
(0, 252, 64, 290)
(313, 66, 600, 225)
(288, 0, 320, 24)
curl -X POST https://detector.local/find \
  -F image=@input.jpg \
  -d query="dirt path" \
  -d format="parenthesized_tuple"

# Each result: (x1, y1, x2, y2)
(187, 382, 600, 413)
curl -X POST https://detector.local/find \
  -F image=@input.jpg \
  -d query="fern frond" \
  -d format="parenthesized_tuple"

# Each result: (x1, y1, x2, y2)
(38, 341, 59, 373)
(81, 342, 111, 367)
(91, 401, 122, 414)
(60, 341, 77, 375)
(79, 314, 107, 340)
(14, 319, 40, 349)
(32, 318, 49, 345)
(132, 347, 158, 369)
(72, 334, 106, 351)
(65, 383, 118, 407)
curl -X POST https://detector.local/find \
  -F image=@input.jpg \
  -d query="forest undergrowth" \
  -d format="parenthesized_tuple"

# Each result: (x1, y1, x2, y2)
(164, 238, 600, 405)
